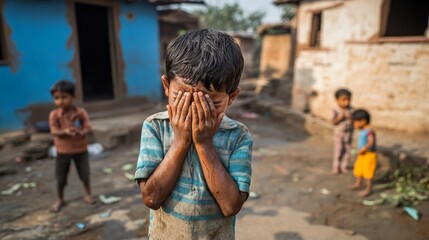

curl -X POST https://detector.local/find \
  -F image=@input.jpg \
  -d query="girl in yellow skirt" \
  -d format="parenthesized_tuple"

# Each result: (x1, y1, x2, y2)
(349, 109, 377, 197)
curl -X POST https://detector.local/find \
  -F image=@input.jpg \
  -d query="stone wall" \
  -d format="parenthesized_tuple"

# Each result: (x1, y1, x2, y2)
(293, 0, 429, 133)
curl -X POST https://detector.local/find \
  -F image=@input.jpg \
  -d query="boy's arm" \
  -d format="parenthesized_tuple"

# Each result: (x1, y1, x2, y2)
(192, 92, 248, 217)
(138, 91, 192, 210)
(49, 111, 68, 137)
(77, 108, 91, 136)
(139, 139, 190, 209)
(331, 110, 345, 125)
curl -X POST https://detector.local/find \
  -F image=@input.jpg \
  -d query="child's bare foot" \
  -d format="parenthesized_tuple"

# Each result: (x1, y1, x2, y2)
(358, 189, 372, 197)
(50, 200, 64, 213)
(348, 184, 361, 190)
(84, 195, 95, 204)
(332, 169, 340, 175)
(341, 168, 348, 174)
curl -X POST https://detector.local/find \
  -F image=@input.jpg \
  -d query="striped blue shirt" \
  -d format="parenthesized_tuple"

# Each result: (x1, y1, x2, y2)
(134, 111, 252, 238)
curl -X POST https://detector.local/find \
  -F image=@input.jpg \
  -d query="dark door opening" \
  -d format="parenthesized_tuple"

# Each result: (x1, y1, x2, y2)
(75, 3, 115, 102)
(383, 0, 429, 36)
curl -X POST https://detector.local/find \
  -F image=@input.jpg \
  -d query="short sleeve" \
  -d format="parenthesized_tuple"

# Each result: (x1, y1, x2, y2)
(134, 120, 164, 181)
(229, 130, 253, 193)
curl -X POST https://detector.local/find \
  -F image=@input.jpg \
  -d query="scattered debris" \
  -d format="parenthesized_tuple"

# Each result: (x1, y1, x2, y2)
(24, 166, 32, 173)
(22, 182, 37, 188)
(124, 172, 134, 181)
(75, 223, 86, 230)
(249, 191, 260, 199)
(48, 146, 57, 158)
(99, 195, 122, 204)
(369, 166, 429, 207)
(99, 210, 112, 219)
(88, 143, 104, 156)
(1, 182, 37, 196)
(403, 206, 420, 221)
(2, 183, 21, 195)
(15, 157, 23, 163)
(122, 163, 133, 171)
(320, 188, 330, 195)
(134, 219, 146, 226)
(292, 173, 300, 183)
(49, 143, 105, 159)
(307, 187, 314, 193)
(103, 168, 113, 174)
(363, 198, 384, 206)
(345, 230, 356, 236)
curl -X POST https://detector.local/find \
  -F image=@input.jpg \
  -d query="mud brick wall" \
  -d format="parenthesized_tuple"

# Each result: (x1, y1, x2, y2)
(292, 0, 429, 133)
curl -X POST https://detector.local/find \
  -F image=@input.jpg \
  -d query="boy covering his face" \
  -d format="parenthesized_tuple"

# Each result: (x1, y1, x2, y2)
(134, 29, 253, 239)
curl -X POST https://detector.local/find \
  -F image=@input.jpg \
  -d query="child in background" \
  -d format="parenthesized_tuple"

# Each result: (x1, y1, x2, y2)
(349, 109, 377, 197)
(331, 88, 353, 175)
(49, 80, 93, 212)
(134, 29, 252, 239)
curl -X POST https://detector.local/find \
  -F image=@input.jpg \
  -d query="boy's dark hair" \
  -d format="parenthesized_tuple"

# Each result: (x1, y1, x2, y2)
(165, 29, 244, 94)
(335, 88, 352, 99)
(50, 80, 75, 96)
(352, 109, 371, 124)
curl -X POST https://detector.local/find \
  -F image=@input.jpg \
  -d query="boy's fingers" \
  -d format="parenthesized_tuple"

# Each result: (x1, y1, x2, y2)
(198, 92, 210, 122)
(205, 94, 217, 119)
(173, 91, 183, 112)
(181, 93, 191, 122)
(176, 92, 187, 119)
(192, 102, 198, 125)
(185, 107, 192, 126)
(193, 93, 204, 124)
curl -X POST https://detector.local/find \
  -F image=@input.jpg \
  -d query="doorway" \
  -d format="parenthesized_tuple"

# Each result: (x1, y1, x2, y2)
(75, 3, 115, 102)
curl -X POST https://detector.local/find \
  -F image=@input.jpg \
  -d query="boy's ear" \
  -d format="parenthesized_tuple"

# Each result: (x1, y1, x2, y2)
(161, 75, 170, 97)
(227, 87, 241, 106)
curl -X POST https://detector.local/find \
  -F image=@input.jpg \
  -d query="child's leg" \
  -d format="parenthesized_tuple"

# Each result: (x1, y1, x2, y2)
(349, 176, 362, 190)
(359, 179, 373, 197)
(332, 133, 343, 174)
(51, 154, 72, 212)
(340, 133, 352, 173)
(359, 152, 376, 197)
(74, 152, 94, 203)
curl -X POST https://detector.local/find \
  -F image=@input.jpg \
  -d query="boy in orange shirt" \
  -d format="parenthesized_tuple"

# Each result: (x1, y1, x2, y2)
(49, 80, 93, 212)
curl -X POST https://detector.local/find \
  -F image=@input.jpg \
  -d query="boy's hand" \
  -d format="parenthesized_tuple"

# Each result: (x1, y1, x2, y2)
(191, 92, 223, 145)
(167, 91, 192, 145)
(65, 127, 78, 136)
(359, 148, 367, 155)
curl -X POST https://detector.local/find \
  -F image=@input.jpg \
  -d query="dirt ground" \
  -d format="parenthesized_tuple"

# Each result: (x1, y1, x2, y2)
(0, 111, 428, 240)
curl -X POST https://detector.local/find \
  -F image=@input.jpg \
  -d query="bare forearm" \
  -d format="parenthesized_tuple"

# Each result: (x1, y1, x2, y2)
(140, 140, 189, 209)
(51, 130, 67, 137)
(195, 142, 244, 216)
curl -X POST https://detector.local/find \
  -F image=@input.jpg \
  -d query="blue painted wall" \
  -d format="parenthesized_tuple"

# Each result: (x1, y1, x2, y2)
(120, 1, 161, 99)
(0, 0, 161, 132)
